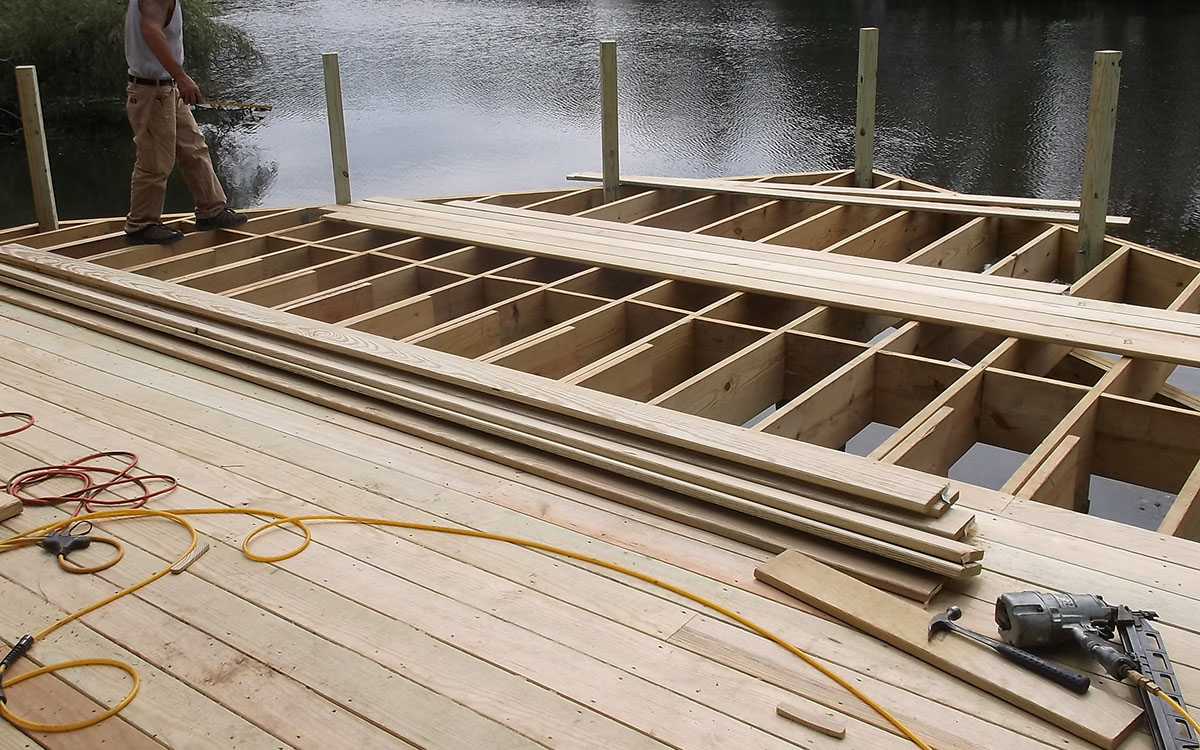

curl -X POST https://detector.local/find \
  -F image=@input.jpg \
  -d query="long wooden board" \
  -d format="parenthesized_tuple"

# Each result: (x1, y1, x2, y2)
(0, 244, 957, 515)
(399, 198, 1194, 339)
(376, 197, 1067, 295)
(0, 269, 977, 577)
(316, 202, 1200, 366)
(0, 281, 949, 602)
(567, 172, 1133, 226)
(754, 550, 1143, 749)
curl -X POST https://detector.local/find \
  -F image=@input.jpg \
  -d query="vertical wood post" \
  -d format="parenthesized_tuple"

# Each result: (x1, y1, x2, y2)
(854, 27, 879, 189)
(323, 53, 352, 205)
(1075, 50, 1122, 280)
(15, 66, 59, 231)
(600, 40, 620, 204)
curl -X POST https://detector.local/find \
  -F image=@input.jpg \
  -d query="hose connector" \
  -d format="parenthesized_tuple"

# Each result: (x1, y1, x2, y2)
(0, 634, 34, 704)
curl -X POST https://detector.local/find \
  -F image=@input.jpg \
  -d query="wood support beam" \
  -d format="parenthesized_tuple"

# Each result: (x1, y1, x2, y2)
(15, 65, 58, 231)
(854, 28, 879, 188)
(600, 40, 620, 204)
(1159, 460, 1200, 541)
(1075, 50, 1122, 279)
(322, 53, 352, 205)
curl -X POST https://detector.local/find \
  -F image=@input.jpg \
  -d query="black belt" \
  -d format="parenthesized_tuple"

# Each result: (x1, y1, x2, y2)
(128, 75, 174, 86)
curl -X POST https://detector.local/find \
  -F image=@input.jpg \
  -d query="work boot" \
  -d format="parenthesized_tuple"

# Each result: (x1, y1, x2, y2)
(194, 208, 248, 231)
(125, 222, 184, 245)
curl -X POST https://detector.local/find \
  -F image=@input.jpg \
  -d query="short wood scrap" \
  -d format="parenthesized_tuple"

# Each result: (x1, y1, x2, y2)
(753, 550, 1143, 749)
(0, 494, 20, 522)
(776, 699, 847, 739)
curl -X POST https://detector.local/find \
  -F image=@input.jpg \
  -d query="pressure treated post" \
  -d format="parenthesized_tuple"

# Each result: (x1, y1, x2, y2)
(854, 28, 879, 188)
(600, 40, 620, 204)
(323, 53, 352, 205)
(1075, 50, 1121, 280)
(15, 66, 59, 231)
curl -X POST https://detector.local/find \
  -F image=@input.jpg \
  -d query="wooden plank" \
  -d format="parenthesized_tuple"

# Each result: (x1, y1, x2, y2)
(14, 294, 1183, 745)
(0, 272, 979, 575)
(0, 253, 958, 515)
(0, 492, 19, 521)
(448, 198, 1065, 294)
(854, 27, 879, 188)
(1158, 460, 1200, 541)
(15, 66, 58, 231)
(903, 217, 998, 273)
(600, 40, 620, 204)
(825, 210, 946, 262)
(319, 202, 1200, 364)
(1094, 394, 1200, 491)
(568, 173, 1133, 226)
(0, 292, 945, 604)
(1075, 51, 1122, 278)
(777, 699, 848, 739)
(754, 550, 1143, 748)
(1020, 435, 1086, 509)
(323, 53, 352, 204)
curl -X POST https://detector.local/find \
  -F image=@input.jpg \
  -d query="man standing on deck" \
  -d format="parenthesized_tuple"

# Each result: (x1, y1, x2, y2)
(123, 0, 247, 245)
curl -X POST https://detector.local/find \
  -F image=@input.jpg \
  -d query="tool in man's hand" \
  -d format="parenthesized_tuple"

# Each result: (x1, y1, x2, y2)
(928, 605, 1091, 693)
(997, 591, 1199, 750)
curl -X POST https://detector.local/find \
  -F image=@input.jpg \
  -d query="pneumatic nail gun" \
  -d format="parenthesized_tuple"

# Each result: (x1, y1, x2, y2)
(996, 591, 1197, 750)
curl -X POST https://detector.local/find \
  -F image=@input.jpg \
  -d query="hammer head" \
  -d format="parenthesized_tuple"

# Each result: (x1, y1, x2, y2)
(928, 605, 964, 640)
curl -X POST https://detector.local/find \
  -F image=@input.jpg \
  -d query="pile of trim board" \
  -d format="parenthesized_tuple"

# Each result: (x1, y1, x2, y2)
(0, 243, 981, 601)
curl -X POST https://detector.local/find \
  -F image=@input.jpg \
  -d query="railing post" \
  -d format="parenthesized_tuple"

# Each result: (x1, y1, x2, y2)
(1075, 50, 1122, 280)
(600, 40, 620, 204)
(854, 27, 879, 188)
(323, 52, 352, 205)
(15, 65, 59, 231)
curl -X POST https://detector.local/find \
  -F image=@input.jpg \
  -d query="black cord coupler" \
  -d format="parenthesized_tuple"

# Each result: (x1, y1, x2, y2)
(0, 635, 34, 704)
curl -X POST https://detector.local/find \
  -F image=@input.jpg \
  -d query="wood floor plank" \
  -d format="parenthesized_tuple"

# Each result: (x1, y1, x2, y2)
(1, 299, 1193, 750)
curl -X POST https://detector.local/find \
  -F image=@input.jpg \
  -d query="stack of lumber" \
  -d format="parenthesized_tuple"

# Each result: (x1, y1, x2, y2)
(321, 197, 1200, 365)
(0, 243, 981, 600)
(567, 171, 1134, 226)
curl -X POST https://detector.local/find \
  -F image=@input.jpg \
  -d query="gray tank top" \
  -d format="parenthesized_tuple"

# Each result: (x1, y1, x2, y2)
(126, 0, 184, 79)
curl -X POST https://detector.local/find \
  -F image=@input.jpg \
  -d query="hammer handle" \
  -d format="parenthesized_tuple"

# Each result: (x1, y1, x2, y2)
(996, 643, 1091, 694)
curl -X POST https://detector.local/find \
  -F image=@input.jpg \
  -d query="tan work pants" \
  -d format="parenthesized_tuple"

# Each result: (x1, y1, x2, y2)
(125, 82, 227, 233)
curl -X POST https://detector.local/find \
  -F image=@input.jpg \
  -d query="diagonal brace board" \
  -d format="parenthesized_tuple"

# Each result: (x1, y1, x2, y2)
(754, 550, 1143, 749)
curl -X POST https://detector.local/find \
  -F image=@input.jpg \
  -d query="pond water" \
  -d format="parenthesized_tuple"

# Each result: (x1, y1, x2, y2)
(2, 0, 1198, 528)
(3, 0, 1199, 258)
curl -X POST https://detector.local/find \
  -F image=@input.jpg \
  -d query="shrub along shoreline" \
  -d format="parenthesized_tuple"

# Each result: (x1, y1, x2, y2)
(0, 0, 260, 134)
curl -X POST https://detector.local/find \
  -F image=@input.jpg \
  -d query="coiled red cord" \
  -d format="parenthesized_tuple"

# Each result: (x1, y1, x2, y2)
(0, 413, 35, 438)
(5, 451, 178, 518)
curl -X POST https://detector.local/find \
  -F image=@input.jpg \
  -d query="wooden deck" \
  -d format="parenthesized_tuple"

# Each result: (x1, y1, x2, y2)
(0, 299, 1198, 750)
(1, 168, 1199, 748)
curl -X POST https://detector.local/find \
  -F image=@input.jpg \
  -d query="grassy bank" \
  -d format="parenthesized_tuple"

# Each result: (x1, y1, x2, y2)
(0, 0, 259, 132)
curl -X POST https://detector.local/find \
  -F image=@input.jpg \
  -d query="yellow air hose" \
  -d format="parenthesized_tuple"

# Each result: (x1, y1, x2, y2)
(0, 507, 935, 747)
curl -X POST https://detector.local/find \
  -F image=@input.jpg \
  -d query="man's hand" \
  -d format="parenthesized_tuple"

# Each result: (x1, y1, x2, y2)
(176, 74, 202, 105)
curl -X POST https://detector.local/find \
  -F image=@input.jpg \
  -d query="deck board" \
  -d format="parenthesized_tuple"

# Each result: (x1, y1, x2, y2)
(0, 298, 1192, 748)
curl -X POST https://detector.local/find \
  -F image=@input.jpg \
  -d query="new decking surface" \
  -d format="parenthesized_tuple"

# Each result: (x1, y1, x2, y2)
(0, 295, 1197, 749)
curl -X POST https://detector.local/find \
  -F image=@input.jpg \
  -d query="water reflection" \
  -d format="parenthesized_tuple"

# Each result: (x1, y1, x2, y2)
(1, 0, 1197, 257)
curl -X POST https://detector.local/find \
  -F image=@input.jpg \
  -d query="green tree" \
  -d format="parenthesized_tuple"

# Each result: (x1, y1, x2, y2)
(0, 0, 259, 130)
